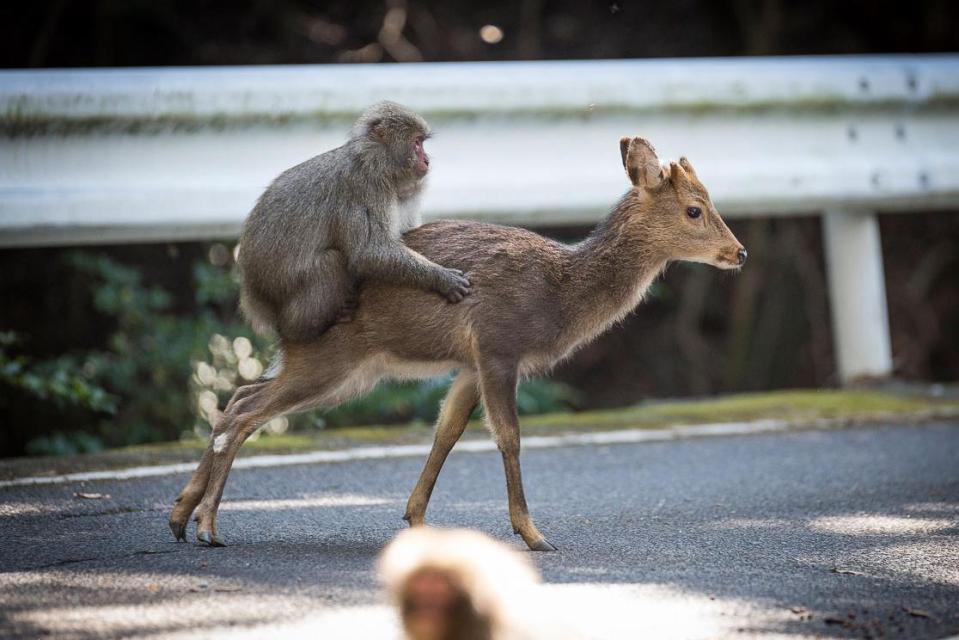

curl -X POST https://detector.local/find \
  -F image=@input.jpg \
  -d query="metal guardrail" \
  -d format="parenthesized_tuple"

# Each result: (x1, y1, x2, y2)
(2, 55, 958, 381)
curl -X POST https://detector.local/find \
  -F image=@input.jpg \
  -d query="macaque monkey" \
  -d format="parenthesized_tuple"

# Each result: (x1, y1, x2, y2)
(379, 528, 540, 640)
(238, 102, 471, 342)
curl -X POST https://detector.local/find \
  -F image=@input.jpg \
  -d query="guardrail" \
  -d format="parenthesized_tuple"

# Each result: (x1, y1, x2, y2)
(2, 55, 958, 382)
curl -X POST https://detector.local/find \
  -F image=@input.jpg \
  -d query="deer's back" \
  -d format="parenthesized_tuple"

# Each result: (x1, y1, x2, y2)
(354, 220, 573, 367)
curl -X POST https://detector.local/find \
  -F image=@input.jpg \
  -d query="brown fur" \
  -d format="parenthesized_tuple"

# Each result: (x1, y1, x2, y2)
(170, 136, 745, 550)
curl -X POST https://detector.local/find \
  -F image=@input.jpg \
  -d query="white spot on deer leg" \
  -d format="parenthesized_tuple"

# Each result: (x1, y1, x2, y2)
(213, 433, 230, 453)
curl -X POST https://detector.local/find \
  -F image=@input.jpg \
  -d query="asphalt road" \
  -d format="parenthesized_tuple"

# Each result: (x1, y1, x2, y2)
(1, 421, 957, 639)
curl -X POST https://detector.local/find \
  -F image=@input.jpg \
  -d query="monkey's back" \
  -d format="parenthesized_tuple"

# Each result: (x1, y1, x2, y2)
(240, 147, 349, 282)
(237, 145, 360, 335)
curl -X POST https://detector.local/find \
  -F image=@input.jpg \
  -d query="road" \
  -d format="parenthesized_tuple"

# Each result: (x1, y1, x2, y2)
(1, 421, 957, 639)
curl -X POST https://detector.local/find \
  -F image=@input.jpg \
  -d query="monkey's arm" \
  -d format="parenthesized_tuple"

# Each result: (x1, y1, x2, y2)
(348, 239, 472, 303)
(343, 209, 470, 302)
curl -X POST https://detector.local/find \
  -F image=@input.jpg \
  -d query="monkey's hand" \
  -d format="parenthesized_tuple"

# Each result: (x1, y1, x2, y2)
(434, 267, 472, 303)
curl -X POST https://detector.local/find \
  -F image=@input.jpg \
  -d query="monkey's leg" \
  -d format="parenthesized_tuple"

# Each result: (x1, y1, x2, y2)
(278, 250, 354, 343)
(404, 370, 479, 526)
(169, 381, 269, 541)
(478, 360, 556, 552)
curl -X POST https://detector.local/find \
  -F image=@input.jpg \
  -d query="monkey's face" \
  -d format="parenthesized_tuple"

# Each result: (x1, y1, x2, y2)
(401, 568, 463, 640)
(362, 104, 432, 181)
(412, 134, 430, 178)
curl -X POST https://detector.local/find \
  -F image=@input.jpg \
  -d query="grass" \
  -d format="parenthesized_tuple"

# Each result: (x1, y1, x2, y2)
(521, 388, 953, 432)
(2, 388, 956, 481)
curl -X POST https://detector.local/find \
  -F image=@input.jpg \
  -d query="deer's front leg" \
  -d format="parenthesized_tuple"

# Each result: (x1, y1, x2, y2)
(478, 361, 556, 552)
(405, 370, 479, 526)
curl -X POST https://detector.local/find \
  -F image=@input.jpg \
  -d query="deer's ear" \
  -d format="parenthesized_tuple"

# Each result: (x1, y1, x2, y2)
(619, 137, 631, 169)
(623, 137, 664, 189)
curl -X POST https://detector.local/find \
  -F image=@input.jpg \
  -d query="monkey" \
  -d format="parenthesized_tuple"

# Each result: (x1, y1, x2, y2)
(237, 101, 471, 343)
(378, 528, 541, 640)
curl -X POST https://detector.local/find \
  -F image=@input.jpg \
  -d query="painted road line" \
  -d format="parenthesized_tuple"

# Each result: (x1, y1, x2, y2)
(0, 419, 792, 488)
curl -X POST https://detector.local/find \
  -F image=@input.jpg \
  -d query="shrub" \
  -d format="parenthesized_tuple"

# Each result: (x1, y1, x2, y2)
(5, 248, 575, 455)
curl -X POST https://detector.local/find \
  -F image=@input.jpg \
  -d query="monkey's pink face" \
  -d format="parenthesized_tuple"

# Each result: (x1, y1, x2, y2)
(413, 135, 430, 178)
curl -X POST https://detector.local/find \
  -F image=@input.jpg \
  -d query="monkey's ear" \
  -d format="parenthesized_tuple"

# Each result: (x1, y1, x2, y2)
(623, 137, 664, 189)
(369, 118, 388, 142)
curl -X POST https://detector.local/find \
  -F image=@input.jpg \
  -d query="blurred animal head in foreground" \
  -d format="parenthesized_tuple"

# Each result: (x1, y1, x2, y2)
(379, 527, 540, 640)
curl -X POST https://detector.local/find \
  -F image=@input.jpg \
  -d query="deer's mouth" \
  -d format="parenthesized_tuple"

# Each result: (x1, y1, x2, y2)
(714, 250, 746, 270)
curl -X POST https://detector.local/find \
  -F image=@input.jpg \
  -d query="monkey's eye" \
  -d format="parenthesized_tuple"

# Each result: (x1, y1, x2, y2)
(686, 206, 702, 219)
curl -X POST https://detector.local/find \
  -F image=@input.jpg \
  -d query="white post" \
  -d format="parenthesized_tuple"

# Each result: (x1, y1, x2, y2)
(821, 209, 893, 382)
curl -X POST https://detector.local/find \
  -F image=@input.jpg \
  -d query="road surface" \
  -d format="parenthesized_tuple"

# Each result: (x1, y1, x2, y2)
(1, 421, 957, 639)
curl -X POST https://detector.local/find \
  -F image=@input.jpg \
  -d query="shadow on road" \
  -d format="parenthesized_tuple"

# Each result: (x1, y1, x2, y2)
(1, 423, 958, 638)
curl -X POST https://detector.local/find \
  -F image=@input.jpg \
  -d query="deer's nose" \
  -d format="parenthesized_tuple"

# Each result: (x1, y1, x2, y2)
(737, 248, 748, 265)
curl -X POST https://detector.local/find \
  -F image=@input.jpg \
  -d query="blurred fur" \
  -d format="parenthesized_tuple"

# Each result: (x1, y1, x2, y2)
(379, 528, 540, 640)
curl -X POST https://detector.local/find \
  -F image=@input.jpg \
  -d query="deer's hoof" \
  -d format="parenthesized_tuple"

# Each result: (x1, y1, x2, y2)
(403, 513, 425, 528)
(196, 530, 225, 547)
(169, 519, 187, 542)
(528, 537, 558, 552)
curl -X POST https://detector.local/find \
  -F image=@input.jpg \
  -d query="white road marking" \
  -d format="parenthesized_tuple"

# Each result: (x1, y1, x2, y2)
(0, 419, 792, 489)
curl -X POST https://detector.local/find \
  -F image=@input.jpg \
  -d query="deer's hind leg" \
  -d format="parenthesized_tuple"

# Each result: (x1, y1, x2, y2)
(175, 339, 370, 546)
(192, 364, 345, 546)
(169, 379, 272, 541)
(404, 369, 479, 527)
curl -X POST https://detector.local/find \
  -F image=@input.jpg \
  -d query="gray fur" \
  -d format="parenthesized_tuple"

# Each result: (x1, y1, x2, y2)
(237, 101, 471, 343)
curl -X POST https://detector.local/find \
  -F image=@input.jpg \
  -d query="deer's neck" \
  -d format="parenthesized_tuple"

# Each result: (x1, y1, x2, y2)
(564, 193, 668, 341)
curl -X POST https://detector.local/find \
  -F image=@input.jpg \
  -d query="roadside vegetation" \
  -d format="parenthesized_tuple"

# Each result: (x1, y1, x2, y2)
(1, 386, 954, 481)
(0, 250, 574, 456)
(1, 248, 954, 460)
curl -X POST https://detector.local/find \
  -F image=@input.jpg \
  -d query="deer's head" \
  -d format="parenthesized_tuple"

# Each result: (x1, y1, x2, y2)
(619, 136, 746, 270)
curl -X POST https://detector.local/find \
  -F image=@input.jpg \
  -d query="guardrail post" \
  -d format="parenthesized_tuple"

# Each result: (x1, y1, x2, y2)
(821, 209, 893, 382)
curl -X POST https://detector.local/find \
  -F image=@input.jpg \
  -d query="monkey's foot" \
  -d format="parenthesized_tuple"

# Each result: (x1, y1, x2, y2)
(196, 529, 226, 547)
(527, 537, 558, 552)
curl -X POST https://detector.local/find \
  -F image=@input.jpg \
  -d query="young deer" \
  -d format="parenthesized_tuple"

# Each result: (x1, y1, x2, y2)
(169, 137, 746, 551)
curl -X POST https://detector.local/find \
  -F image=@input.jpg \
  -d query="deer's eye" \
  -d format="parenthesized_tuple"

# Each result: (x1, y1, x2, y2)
(686, 206, 702, 219)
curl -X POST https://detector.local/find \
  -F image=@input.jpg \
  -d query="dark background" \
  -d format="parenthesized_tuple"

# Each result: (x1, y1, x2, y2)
(2, 0, 958, 455)
(3, 0, 958, 67)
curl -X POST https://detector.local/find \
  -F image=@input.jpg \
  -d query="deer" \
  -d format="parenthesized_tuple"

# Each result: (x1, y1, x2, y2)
(169, 136, 747, 551)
